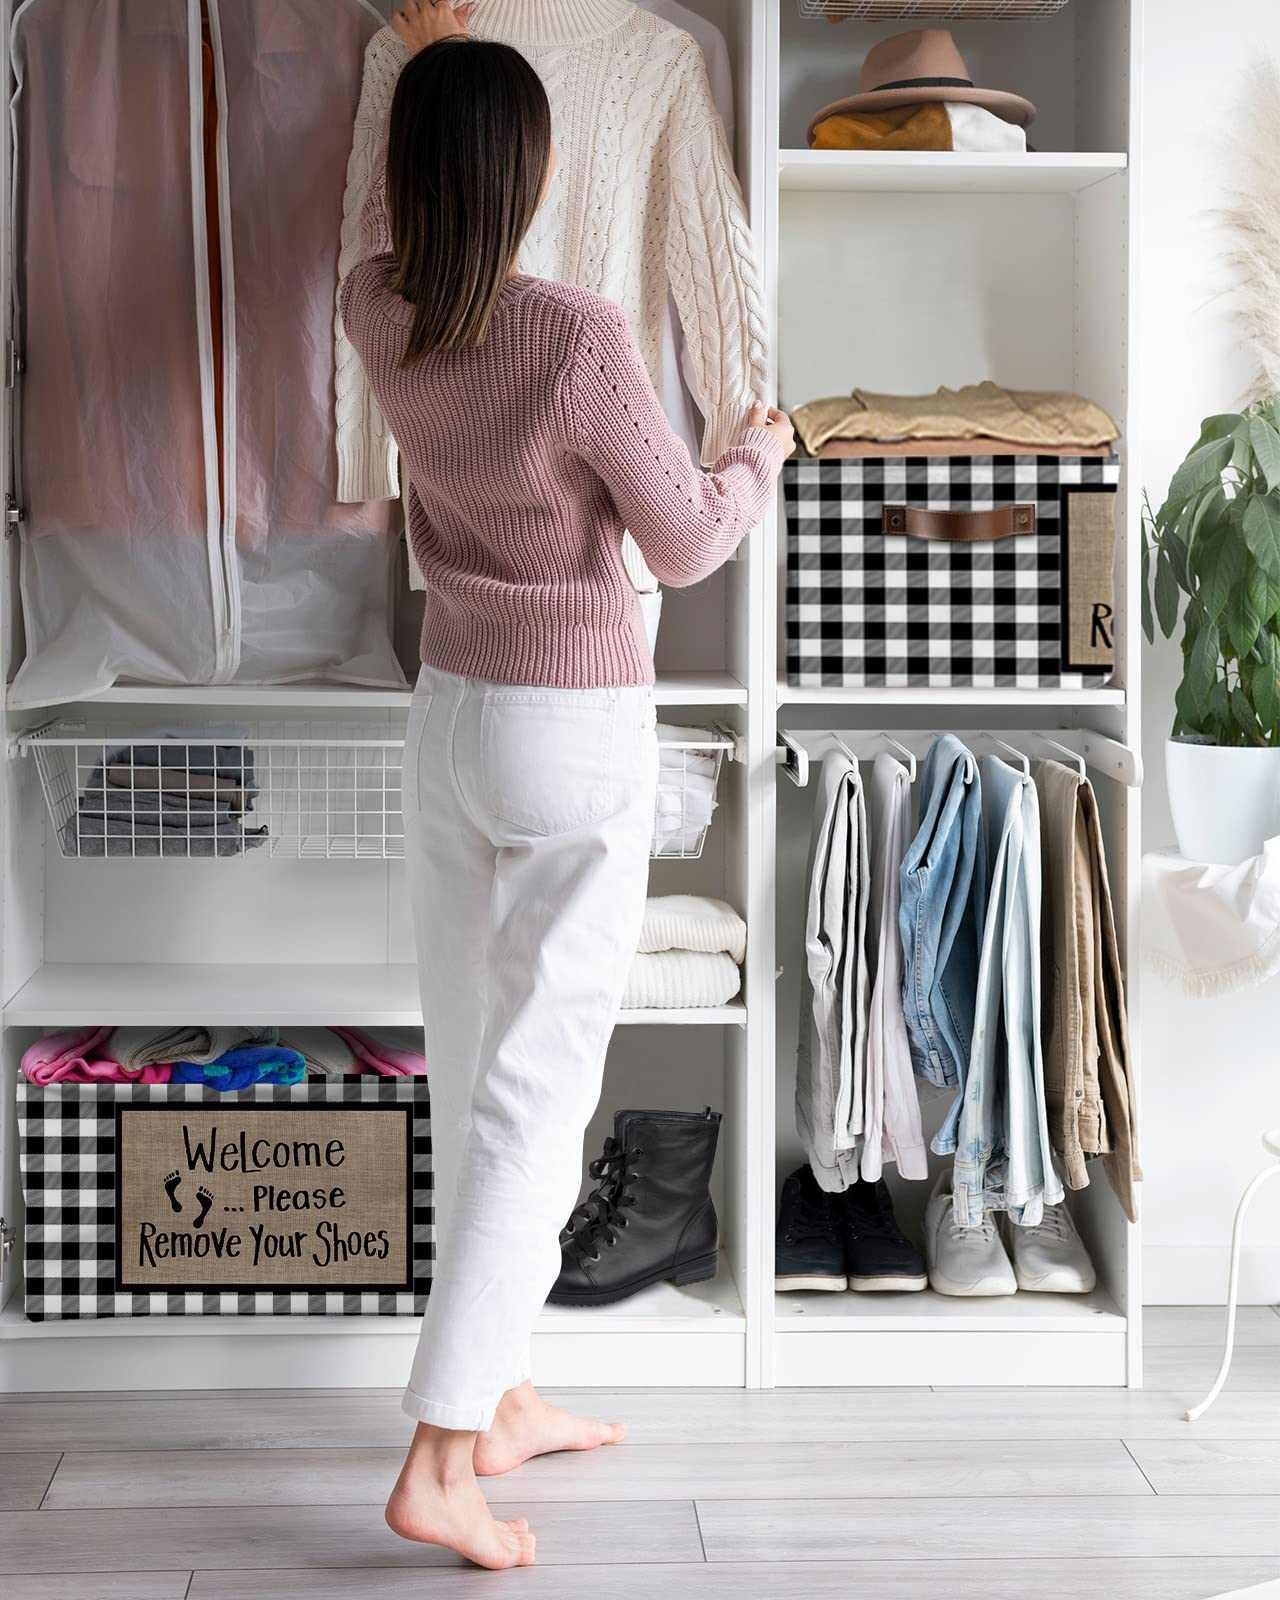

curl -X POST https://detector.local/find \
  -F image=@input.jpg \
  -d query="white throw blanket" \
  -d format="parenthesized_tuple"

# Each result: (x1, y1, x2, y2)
(1143, 842, 1280, 996)
(623, 951, 742, 1009)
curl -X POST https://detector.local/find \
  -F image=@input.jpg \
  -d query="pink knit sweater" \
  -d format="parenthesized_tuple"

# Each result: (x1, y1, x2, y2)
(338, 172, 784, 688)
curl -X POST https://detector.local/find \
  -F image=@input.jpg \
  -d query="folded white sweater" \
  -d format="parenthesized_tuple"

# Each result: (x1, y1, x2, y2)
(639, 895, 747, 963)
(623, 950, 742, 1009)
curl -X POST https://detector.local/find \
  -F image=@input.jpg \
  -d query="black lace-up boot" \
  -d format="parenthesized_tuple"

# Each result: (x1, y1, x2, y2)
(774, 1165, 847, 1291)
(837, 1177, 927, 1292)
(547, 1108, 721, 1307)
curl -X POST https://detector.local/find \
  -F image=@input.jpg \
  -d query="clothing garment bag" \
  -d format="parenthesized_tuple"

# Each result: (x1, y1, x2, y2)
(9, 0, 402, 707)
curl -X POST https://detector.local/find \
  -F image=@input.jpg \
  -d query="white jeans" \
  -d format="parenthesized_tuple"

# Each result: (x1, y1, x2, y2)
(400, 664, 658, 1431)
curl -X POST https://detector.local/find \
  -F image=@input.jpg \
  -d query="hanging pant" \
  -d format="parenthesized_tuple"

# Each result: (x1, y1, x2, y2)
(400, 663, 657, 1430)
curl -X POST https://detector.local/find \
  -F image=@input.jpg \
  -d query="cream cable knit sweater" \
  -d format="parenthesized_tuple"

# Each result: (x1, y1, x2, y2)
(333, 0, 769, 526)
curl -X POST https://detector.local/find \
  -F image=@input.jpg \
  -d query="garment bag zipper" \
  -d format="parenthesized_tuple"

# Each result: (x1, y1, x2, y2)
(205, 0, 242, 676)
(188, 0, 239, 680)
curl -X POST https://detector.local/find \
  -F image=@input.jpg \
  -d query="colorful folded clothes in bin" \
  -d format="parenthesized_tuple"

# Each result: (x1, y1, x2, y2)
(21, 1025, 427, 1086)
(171, 1044, 306, 1091)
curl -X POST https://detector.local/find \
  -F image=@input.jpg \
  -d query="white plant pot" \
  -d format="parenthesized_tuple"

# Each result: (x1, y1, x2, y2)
(1166, 736, 1280, 866)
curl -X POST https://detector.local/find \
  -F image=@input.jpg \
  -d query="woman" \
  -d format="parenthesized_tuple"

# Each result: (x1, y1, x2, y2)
(340, 0, 790, 1569)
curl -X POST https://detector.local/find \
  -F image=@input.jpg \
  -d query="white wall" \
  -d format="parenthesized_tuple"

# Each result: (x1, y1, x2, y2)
(1140, 0, 1280, 1303)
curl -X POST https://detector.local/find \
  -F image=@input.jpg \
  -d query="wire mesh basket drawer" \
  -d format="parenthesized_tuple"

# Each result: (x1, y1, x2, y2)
(23, 722, 408, 861)
(16, 1078, 432, 1319)
(24, 720, 735, 865)
(652, 725, 733, 860)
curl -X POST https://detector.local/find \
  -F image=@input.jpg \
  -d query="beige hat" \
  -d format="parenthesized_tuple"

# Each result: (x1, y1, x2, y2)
(805, 28, 1036, 141)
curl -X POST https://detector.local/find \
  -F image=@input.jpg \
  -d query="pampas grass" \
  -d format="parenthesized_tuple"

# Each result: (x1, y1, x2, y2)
(1225, 59, 1280, 403)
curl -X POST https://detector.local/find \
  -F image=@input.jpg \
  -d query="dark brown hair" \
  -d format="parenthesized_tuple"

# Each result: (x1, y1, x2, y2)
(386, 38, 552, 362)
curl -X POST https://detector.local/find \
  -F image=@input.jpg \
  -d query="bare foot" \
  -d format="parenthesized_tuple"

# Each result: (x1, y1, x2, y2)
(473, 1380, 626, 1476)
(386, 1426, 536, 1570)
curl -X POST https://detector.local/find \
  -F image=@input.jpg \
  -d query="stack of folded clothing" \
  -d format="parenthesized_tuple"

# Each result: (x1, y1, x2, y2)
(623, 896, 746, 1009)
(790, 383, 1120, 461)
(21, 1025, 427, 1088)
(653, 724, 722, 857)
(62, 735, 267, 858)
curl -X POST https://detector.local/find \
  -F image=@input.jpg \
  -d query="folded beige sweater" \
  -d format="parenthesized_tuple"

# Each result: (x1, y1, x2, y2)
(792, 383, 1119, 455)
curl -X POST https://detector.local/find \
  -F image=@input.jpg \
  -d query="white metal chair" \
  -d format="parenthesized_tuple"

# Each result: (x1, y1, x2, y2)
(1185, 1127, 1280, 1422)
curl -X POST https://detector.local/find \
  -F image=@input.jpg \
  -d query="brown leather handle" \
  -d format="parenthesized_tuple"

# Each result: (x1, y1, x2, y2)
(882, 504, 1036, 542)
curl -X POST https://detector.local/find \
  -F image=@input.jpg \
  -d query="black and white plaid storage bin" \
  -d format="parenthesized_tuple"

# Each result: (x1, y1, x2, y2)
(17, 1078, 432, 1320)
(785, 455, 1121, 689)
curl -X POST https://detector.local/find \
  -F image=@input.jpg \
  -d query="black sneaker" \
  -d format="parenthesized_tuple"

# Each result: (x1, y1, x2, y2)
(837, 1178, 928, 1292)
(775, 1166, 847, 1291)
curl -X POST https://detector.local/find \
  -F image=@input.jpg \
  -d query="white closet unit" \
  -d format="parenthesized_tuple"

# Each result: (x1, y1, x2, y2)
(0, 0, 1142, 1395)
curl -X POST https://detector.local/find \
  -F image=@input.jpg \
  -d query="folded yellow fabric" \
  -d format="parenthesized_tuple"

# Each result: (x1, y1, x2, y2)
(791, 383, 1119, 454)
(801, 438, 1116, 460)
(810, 103, 953, 153)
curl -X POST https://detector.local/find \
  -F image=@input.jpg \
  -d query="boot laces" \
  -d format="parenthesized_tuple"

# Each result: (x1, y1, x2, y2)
(784, 1184, 838, 1244)
(851, 1182, 909, 1244)
(562, 1137, 643, 1265)
(1029, 1204, 1071, 1239)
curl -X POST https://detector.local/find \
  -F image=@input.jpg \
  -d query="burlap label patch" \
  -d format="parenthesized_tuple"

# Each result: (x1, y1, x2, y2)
(115, 1105, 412, 1292)
(1060, 486, 1118, 673)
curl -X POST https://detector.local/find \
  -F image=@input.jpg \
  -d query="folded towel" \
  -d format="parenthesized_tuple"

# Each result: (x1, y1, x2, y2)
(656, 768, 719, 799)
(333, 1025, 427, 1077)
(654, 789, 716, 824)
(110, 1024, 280, 1072)
(107, 764, 246, 806)
(622, 950, 742, 1009)
(78, 769, 237, 823)
(658, 749, 720, 780)
(171, 1044, 307, 1091)
(20, 1027, 171, 1085)
(106, 734, 256, 782)
(639, 896, 747, 964)
(280, 1028, 360, 1078)
(62, 814, 268, 857)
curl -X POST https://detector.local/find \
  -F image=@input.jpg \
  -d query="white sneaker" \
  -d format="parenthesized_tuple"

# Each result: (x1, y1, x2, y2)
(924, 1173, 1017, 1297)
(1006, 1203, 1097, 1294)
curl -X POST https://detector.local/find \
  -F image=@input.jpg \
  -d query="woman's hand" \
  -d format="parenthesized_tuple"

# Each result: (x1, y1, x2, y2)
(392, 0, 473, 55)
(746, 402, 795, 456)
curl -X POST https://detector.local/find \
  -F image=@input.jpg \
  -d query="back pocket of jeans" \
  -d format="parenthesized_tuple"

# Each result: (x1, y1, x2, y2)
(480, 691, 616, 836)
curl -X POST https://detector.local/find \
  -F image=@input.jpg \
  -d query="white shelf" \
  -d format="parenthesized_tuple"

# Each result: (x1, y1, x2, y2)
(12, 671, 748, 712)
(778, 150, 1128, 195)
(775, 1285, 1124, 1334)
(1, 963, 746, 1028)
(778, 682, 1126, 708)
(0, 1274, 743, 1341)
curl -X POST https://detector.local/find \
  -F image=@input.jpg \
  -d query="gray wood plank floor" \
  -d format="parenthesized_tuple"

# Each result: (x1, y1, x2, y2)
(0, 1309, 1277, 1600)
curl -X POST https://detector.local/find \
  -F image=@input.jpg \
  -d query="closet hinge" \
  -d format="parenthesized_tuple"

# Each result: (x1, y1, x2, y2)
(5, 340, 22, 387)
(0, 1217, 13, 1283)
(5, 495, 22, 536)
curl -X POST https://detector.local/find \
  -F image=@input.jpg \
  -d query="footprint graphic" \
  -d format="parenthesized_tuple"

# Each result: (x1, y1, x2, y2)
(163, 1171, 183, 1214)
(193, 1186, 214, 1230)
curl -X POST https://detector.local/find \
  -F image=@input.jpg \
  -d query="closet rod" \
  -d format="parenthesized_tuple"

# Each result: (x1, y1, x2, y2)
(775, 728, 1143, 791)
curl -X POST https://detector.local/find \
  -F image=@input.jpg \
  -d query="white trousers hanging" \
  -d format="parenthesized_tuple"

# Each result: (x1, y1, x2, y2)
(401, 664, 657, 1431)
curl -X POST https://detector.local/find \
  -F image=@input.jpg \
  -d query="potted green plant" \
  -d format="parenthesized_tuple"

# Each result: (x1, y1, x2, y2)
(1144, 398, 1280, 863)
